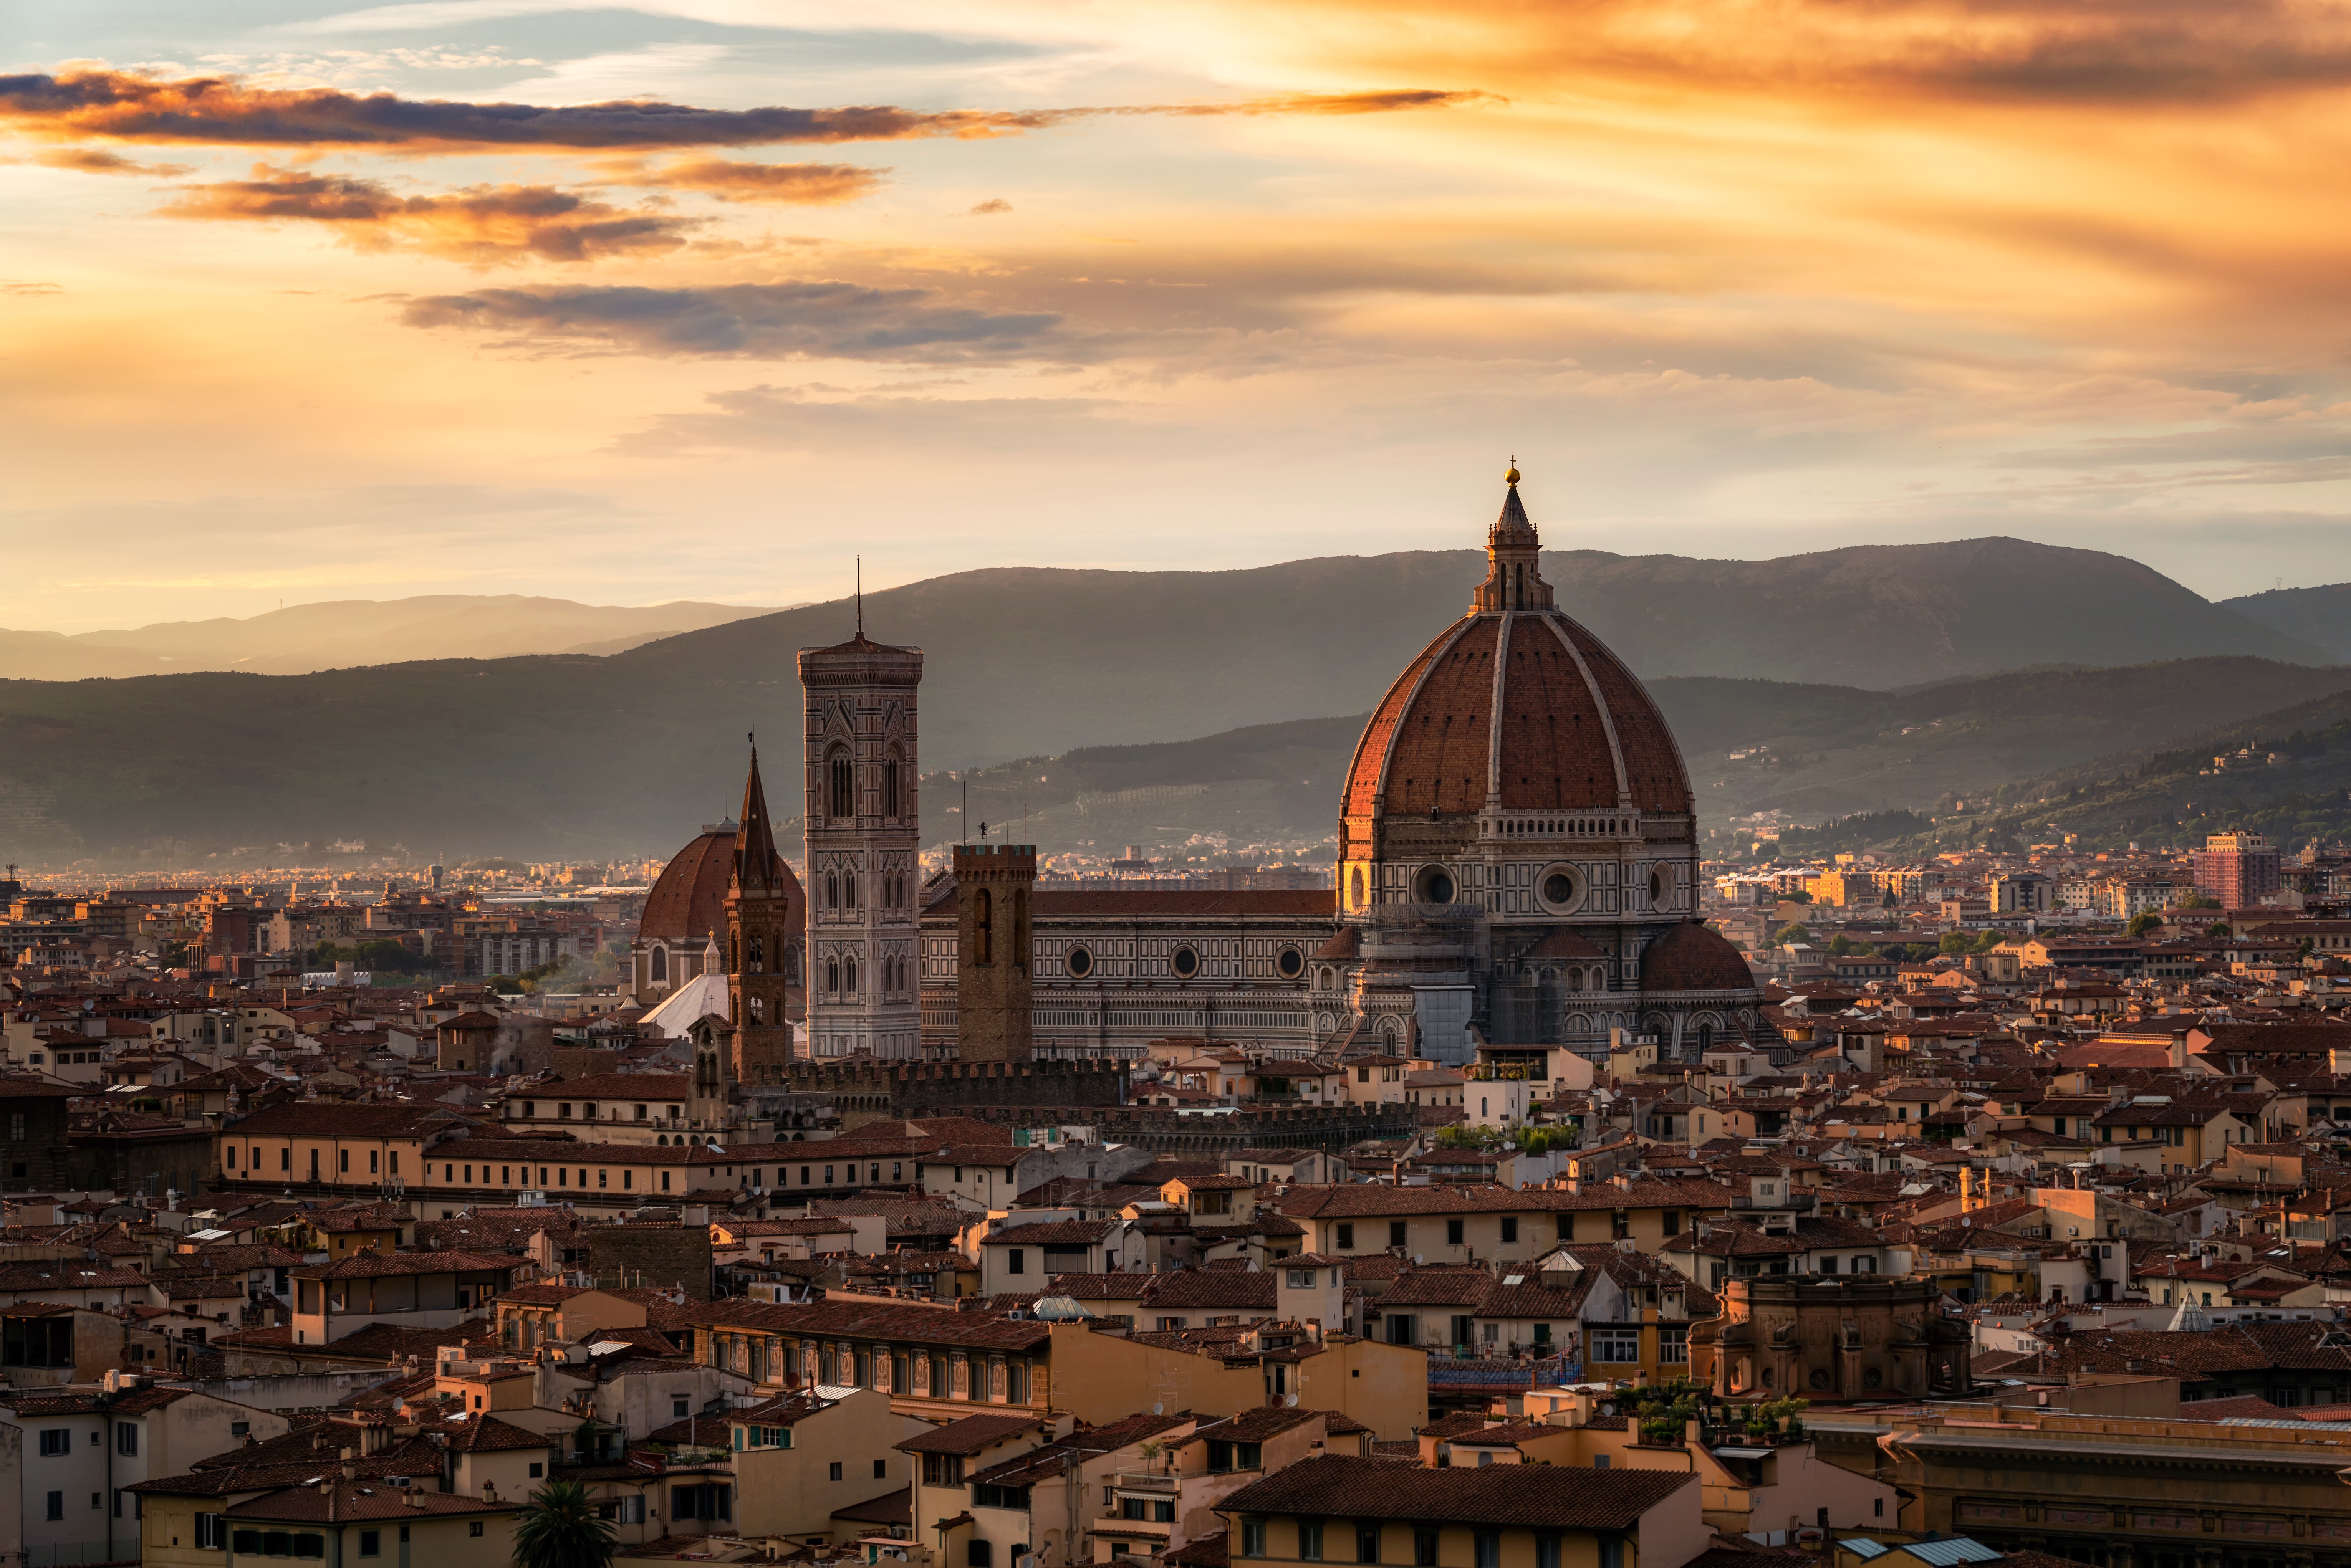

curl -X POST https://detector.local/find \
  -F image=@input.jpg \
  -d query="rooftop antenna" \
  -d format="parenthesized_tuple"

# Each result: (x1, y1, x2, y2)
(856, 555, 863, 638)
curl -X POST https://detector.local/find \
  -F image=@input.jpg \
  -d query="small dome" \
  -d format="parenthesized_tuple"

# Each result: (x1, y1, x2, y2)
(1641, 922, 1755, 992)
(638, 826, 799, 946)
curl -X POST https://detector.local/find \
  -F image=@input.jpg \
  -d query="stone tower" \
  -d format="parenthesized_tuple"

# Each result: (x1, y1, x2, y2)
(725, 746, 801, 1082)
(798, 624, 924, 1059)
(953, 842, 1035, 1062)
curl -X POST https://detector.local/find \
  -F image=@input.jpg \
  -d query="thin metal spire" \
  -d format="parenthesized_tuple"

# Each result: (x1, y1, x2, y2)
(856, 555, 863, 638)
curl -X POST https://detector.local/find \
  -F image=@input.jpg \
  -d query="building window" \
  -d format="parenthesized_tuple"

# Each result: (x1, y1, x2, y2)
(1415, 1530, 1438, 1568)
(1592, 1328, 1641, 1363)
(1389, 1221, 1407, 1248)
(1300, 1521, 1325, 1560)
(970, 1544, 994, 1568)
(1475, 1533, 1500, 1568)
(1446, 1220, 1464, 1246)
(1500, 1218, 1518, 1244)
(1242, 1521, 1267, 1559)
(1336, 1223, 1355, 1250)
(1359, 1524, 1381, 1563)
(828, 747, 854, 820)
(115, 1423, 137, 1456)
(360, 1529, 381, 1557)
(39, 1429, 69, 1457)
(1536, 1540, 1561, 1568)
(1008, 1249, 1025, 1275)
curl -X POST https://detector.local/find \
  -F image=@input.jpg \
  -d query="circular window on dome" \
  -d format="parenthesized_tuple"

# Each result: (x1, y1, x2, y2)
(1171, 945, 1200, 979)
(1649, 869, 1665, 905)
(1414, 865, 1457, 906)
(1537, 863, 1585, 915)
(1066, 945, 1094, 979)
(1276, 947, 1304, 979)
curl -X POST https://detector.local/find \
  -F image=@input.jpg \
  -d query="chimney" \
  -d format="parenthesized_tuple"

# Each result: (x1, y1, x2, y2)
(2170, 1030, 2188, 1070)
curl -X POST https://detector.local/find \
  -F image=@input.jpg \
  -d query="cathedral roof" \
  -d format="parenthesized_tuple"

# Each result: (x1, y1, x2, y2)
(1341, 479, 1691, 821)
(639, 749, 803, 945)
(1640, 922, 1757, 993)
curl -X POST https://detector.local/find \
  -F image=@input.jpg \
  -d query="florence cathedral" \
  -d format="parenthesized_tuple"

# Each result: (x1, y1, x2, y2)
(630, 469, 1762, 1070)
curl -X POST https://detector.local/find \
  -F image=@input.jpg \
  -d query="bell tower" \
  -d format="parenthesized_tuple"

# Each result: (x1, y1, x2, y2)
(798, 609, 924, 1059)
(725, 744, 801, 1083)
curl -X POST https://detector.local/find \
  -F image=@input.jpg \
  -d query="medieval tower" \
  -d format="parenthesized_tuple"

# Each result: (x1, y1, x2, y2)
(951, 841, 1035, 1062)
(798, 621, 924, 1058)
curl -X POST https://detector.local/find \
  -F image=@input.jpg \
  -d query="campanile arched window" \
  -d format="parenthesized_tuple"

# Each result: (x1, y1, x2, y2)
(883, 748, 903, 820)
(827, 745, 854, 820)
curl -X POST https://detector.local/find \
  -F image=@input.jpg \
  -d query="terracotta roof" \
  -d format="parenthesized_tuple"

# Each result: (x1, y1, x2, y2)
(1217, 1453, 1693, 1527)
(226, 1481, 517, 1522)
(642, 828, 798, 946)
(895, 1413, 1042, 1454)
(294, 1250, 515, 1281)
(522, 1073, 690, 1101)
(1642, 923, 1757, 993)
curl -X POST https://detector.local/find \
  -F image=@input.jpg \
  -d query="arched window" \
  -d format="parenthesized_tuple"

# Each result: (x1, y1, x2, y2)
(883, 749, 903, 820)
(749, 997, 764, 1025)
(785, 945, 800, 984)
(826, 956, 840, 994)
(749, 935, 764, 974)
(845, 873, 859, 909)
(1349, 866, 1366, 910)
(974, 888, 993, 966)
(825, 874, 839, 911)
(651, 946, 668, 982)
(1513, 562, 1525, 608)
(827, 745, 854, 820)
(1697, 1022, 1715, 1052)
(843, 956, 859, 994)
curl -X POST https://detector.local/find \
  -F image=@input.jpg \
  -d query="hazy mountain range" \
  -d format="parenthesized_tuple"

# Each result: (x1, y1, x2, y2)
(3, 537, 2347, 863)
(0, 597, 780, 680)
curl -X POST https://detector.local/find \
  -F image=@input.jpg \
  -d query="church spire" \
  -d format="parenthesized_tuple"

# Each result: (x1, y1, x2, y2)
(1472, 459, 1554, 614)
(734, 739, 780, 893)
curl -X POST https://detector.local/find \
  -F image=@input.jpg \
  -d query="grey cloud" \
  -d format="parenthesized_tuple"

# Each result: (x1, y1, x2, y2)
(399, 282, 1074, 362)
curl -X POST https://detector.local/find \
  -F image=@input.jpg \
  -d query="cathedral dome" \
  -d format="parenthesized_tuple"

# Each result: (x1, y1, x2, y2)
(1341, 480, 1692, 823)
(639, 823, 797, 946)
(1641, 921, 1755, 991)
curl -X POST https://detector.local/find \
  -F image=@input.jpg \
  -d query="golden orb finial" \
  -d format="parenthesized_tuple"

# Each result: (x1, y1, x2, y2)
(1504, 457, 1520, 486)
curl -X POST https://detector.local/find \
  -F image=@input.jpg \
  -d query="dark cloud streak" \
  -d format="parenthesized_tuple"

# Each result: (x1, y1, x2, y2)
(0, 69, 1495, 151)
(400, 282, 1073, 362)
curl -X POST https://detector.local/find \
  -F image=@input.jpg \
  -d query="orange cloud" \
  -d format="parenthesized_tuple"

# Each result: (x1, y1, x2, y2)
(0, 68, 1494, 151)
(617, 157, 887, 205)
(31, 146, 192, 175)
(159, 167, 694, 264)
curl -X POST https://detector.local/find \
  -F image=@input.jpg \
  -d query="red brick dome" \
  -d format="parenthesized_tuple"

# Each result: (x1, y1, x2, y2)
(638, 824, 797, 946)
(1641, 921, 1755, 991)
(1343, 606, 1693, 820)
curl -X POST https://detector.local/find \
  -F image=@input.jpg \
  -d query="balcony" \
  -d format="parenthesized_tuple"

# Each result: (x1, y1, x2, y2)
(1426, 1353, 1580, 1389)
(1111, 1471, 1181, 1494)
(1731, 1193, 1815, 1212)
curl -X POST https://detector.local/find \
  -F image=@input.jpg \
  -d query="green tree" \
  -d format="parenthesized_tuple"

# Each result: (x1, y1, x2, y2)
(1938, 930, 1975, 955)
(513, 1479, 617, 1568)
(2126, 912, 2164, 938)
(1773, 923, 1811, 948)
(2207, 921, 2233, 938)
(1828, 934, 1853, 956)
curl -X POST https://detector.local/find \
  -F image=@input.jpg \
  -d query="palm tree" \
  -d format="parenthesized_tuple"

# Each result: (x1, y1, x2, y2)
(513, 1479, 617, 1568)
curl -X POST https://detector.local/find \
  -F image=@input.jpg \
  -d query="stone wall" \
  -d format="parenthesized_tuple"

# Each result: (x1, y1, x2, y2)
(587, 1220, 714, 1300)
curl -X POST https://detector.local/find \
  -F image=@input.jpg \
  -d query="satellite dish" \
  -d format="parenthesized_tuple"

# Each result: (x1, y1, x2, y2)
(1286, 1394, 1299, 1408)
(1152, 1403, 1164, 1416)
(1413, 1255, 1423, 1266)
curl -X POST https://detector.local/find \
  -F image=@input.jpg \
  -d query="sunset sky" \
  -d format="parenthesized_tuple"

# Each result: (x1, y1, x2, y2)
(9, 0, 2351, 631)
